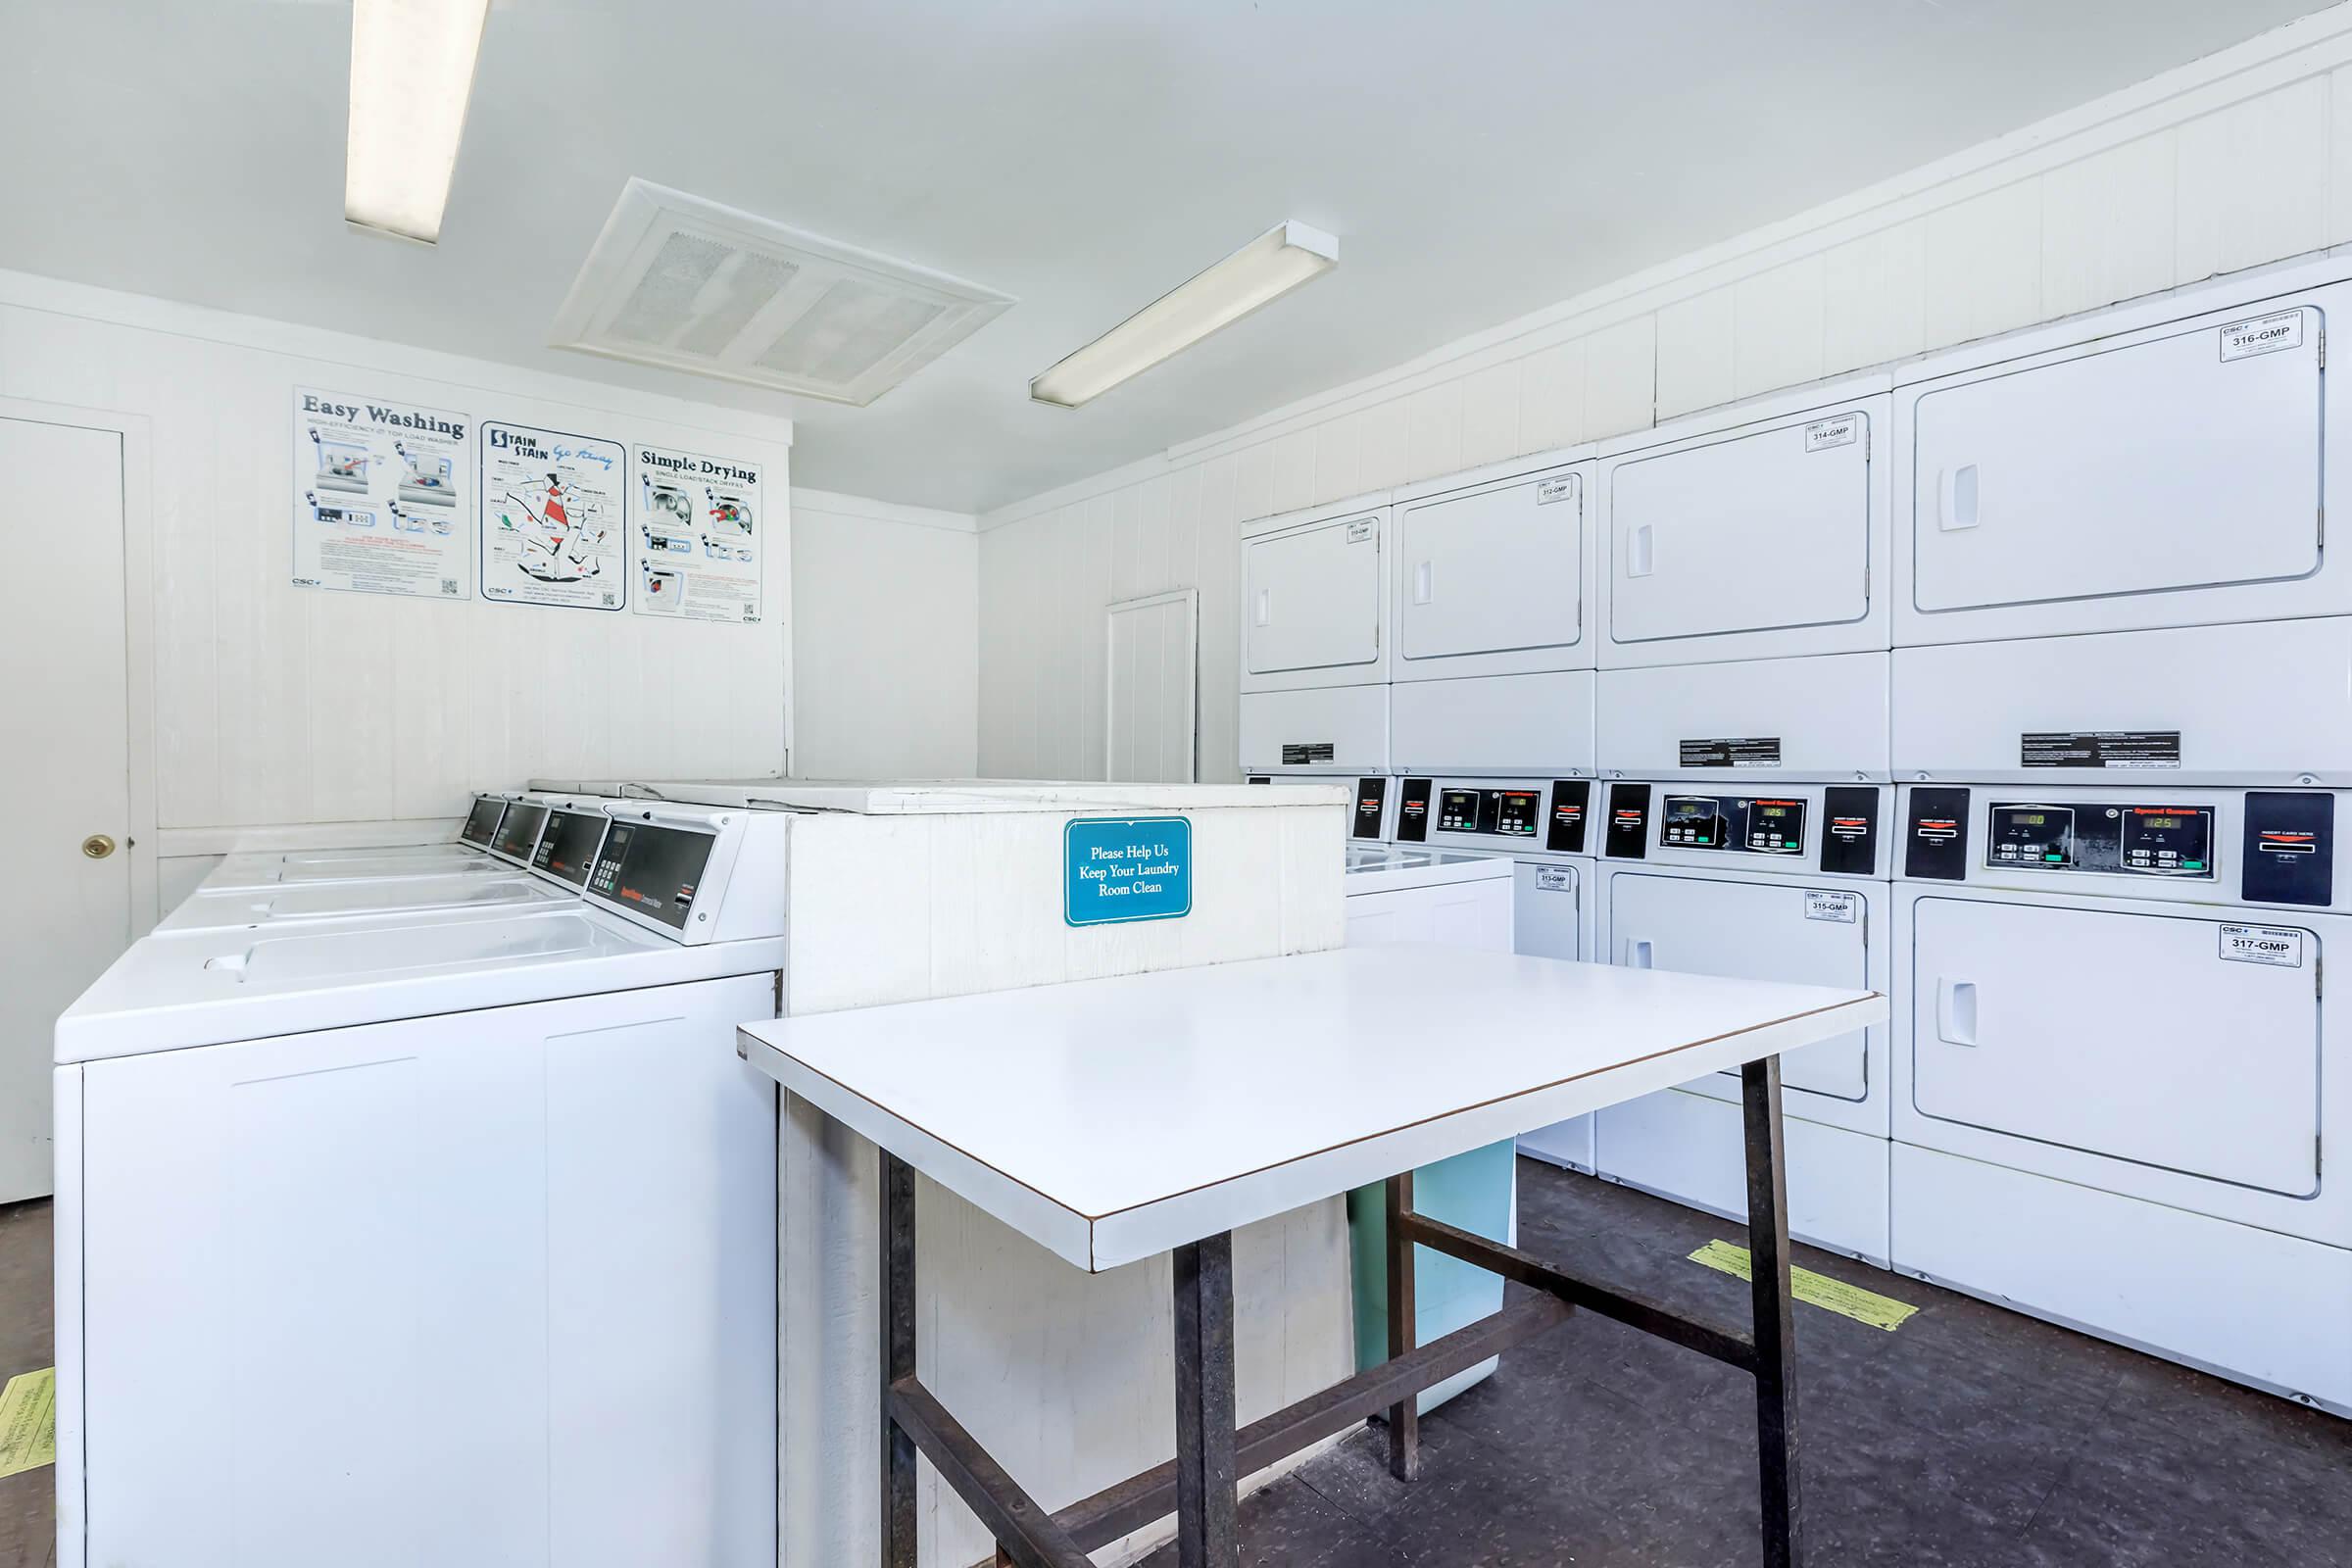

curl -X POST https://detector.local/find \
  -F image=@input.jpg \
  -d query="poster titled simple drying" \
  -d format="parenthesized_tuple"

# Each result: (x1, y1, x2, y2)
(290, 387, 472, 599)
(479, 421, 626, 611)
(633, 444, 764, 623)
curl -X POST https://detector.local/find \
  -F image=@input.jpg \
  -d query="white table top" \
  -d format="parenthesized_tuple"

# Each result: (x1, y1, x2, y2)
(737, 946, 1884, 1273)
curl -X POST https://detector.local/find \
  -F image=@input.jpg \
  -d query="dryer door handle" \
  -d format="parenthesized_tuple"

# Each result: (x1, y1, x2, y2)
(1413, 560, 1434, 606)
(1624, 937, 1655, 969)
(1625, 523, 1656, 577)
(1254, 588, 1272, 627)
(1936, 464, 1981, 532)
(1936, 979, 1979, 1047)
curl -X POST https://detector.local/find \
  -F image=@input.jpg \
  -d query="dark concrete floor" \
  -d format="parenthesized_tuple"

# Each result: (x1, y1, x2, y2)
(1144, 1158, 2352, 1568)
(8, 1164, 2349, 1568)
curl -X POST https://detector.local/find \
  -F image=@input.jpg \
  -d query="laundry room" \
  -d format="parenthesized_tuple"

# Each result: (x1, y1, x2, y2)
(6, 3, 2352, 1566)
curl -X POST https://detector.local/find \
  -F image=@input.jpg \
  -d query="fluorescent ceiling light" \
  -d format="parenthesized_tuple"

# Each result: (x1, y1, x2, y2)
(1030, 220, 1339, 409)
(346, 0, 492, 244)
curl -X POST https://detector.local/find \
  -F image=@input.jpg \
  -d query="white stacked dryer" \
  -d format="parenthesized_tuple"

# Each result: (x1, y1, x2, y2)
(1239, 492, 1393, 781)
(1891, 783, 2352, 1410)
(1592, 645, 1894, 1267)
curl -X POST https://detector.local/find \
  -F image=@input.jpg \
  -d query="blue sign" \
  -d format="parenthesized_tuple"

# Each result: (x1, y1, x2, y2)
(1064, 816, 1193, 927)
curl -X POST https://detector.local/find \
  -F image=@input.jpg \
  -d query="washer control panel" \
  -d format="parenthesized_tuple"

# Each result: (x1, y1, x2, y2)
(1437, 785, 1543, 838)
(1985, 802, 2213, 878)
(1660, 794, 1807, 856)
(460, 794, 509, 848)
(588, 821, 714, 931)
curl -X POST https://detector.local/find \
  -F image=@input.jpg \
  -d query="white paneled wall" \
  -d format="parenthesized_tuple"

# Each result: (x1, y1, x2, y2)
(978, 8, 2352, 781)
(788, 489, 978, 780)
(0, 271, 802, 918)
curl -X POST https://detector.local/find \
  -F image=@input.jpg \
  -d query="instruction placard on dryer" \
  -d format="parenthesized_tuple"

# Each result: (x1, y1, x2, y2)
(479, 422, 626, 610)
(290, 387, 472, 599)
(632, 445, 764, 622)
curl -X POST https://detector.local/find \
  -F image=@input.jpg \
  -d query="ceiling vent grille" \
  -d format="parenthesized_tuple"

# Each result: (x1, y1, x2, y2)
(550, 179, 1012, 407)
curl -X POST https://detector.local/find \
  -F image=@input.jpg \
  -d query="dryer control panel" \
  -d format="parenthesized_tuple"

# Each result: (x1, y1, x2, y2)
(1984, 802, 2215, 879)
(1604, 782, 1884, 873)
(1899, 787, 2342, 909)
(1396, 777, 1590, 855)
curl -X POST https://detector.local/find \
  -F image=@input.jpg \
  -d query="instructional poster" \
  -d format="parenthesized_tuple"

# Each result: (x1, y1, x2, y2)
(290, 387, 472, 599)
(479, 421, 627, 611)
(632, 444, 765, 623)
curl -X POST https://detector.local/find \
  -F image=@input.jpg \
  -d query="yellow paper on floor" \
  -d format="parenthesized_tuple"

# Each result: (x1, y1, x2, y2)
(0, 1368, 56, 1479)
(1690, 1240, 1919, 1333)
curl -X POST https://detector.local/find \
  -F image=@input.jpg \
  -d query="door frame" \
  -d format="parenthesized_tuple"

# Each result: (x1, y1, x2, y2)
(1103, 588, 1200, 785)
(2, 397, 158, 929)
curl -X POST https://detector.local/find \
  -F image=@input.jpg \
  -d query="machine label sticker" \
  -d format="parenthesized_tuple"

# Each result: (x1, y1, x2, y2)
(2021, 730, 2181, 769)
(1803, 891, 1859, 923)
(1680, 737, 1783, 768)
(1536, 478, 1576, 505)
(1346, 518, 1375, 543)
(2221, 311, 2304, 362)
(632, 445, 764, 623)
(1803, 416, 1858, 453)
(1535, 865, 1574, 893)
(1282, 742, 1336, 765)
(2220, 924, 2305, 967)
(1065, 816, 1192, 927)
(291, 386, 473, 599)
(479, 421, 627, 610)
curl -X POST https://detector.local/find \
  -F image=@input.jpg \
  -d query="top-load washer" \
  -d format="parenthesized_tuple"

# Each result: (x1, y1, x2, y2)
(1892, 782, 2352, 1413)
(201, 791, 521, 891)
(1388, 448, 1597, 777)
(56, 801, 791, 1568)
(1598, 375, 1893, 668)
(1238, 493, 1394, 778)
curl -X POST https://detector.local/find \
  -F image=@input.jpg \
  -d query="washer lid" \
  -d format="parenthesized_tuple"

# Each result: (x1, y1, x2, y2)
(1344, 846, 1517, 895)
(154, 873, 575, 934)
(203, 848, 508, 891)
(56, 906, 785, 1063)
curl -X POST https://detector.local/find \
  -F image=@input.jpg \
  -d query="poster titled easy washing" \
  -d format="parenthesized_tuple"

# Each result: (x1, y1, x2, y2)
(290, 387, 472, 599)
(632, 445, 764, 623)
(479, 421, 626, 611)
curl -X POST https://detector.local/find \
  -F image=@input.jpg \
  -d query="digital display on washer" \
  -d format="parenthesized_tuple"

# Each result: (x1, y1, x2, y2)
(459, 796, 507, 848)
(1437, 787, 1540, 837)
(532, 808, 610, 887)
(1659, 795, 1804, 855)
(589, 822, 714, 930)
(1986, 802, 2214, 877)
(490, 803, 549, 862)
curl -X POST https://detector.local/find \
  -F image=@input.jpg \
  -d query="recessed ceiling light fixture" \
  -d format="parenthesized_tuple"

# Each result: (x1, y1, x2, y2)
(1029, 220, 1340, 409)
(345, 0, 492, 244)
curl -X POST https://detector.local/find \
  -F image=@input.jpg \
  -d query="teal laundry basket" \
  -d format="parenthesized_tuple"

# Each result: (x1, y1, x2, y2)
(1348, 1138, 1516, 1413)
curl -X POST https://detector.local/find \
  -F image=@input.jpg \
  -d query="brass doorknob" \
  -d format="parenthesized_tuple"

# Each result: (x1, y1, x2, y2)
(80, 834, 116, 859)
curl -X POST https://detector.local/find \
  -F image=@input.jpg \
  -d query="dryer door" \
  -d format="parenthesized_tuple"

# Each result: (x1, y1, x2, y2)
(1608, 414, 1872, 646)
(1610, 873, 1868, 1101)
(1244, 514, 1382, 678)
(1396, 473, 1583, 671)
(1910, 898, 2320, 1195)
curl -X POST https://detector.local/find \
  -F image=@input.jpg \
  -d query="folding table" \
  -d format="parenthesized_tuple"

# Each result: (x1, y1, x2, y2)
(737, 943, 1886, 1568)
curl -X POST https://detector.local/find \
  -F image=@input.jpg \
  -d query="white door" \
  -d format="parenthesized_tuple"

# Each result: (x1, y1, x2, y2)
(1105, 590, 1199, 784)
(4, 416, 131, 1201)
(1243, 513, 1381, 677)
(1396, 469, 1583, 677)
(1610, 873, 1869, 1101)
(1911, 314, 2323, 614)
(1910, 897, 2320, 1196)
(1607, 413, 1873, 645)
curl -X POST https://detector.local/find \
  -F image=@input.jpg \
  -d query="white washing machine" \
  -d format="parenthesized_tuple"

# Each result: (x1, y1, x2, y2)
(1238, 492, 1394, 778)
(1892, 783, 2352, 1412)
(1388, 447, 1599, 778)
(1592, 779, 1894, 1264)
(55, 801, 790, 1568)
(1386, 773, 1599, 1170)
(1597, 374, 1893, 668)
(202, 791, 521, 891)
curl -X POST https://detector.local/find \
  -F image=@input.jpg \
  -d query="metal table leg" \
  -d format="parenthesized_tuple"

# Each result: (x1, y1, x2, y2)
(1741, 1055, 1805, 1568)
(1173, 1233, 1241, 1568)
(1384, 1170, 1420, 1481)
(883, 1152, 919, 1568)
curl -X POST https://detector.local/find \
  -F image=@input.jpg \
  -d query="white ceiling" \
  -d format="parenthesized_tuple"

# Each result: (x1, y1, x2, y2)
(0, 1, 2330, 512)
